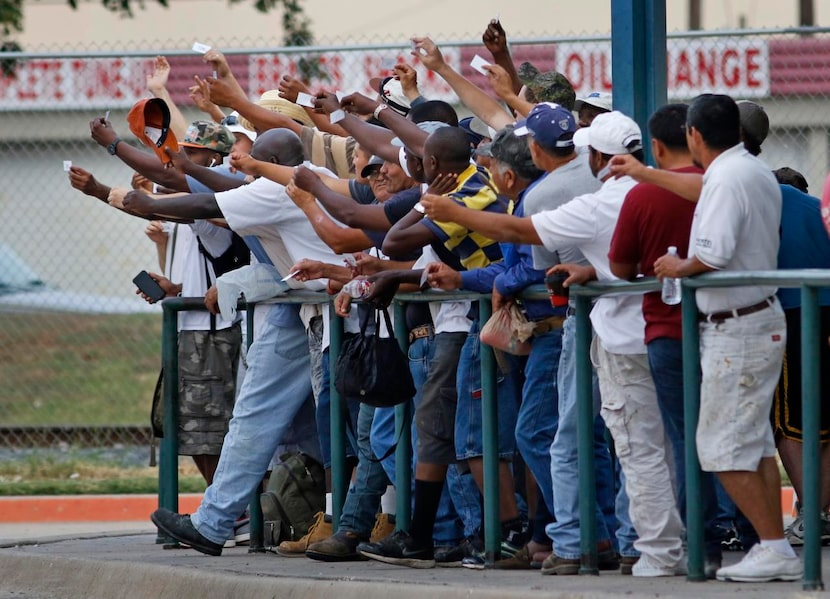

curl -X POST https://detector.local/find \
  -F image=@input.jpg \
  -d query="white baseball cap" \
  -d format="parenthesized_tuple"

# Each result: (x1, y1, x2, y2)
(572, 111, 642, 156)
(574, 91, 613, 113)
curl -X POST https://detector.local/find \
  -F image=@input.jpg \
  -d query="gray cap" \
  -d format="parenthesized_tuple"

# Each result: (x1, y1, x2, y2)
(360, 155, 385, 178)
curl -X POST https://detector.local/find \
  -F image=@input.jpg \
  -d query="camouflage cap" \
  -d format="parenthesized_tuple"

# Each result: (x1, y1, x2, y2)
(518, 62, 576, 111)
(180, 120, 235, 155)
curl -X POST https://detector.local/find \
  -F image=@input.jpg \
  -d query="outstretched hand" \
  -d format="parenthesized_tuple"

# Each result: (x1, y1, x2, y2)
(146, 56, 171, 94)
(482, 19, 509, 56)
(339, 92, 380, 116)
(545, 263, 596, 287)
(410, 37, 445, 72)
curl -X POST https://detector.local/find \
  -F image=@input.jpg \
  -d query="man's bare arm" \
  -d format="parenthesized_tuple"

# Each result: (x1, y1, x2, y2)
(293, 166, 392, 230)
(609, 155, 702, 202)
(419, 193, 541, 245)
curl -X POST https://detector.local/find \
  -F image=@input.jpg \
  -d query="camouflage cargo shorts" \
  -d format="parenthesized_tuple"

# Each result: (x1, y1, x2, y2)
(178, 324, 241, 455)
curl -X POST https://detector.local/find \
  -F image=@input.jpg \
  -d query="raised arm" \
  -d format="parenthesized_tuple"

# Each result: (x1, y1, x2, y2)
(293, 165, 393, 231)
(145, 56, 189, 140)
(286, 180, 373, 254)
(609, 155, 702, 202)
(206, 77, 303, 136)
(122, 189, 222, 221)
(419, 193, 541, 245)
(412, 36, 513, 130)
(340, 92, 428, 157)
(313, 92, 398, 163)
(89, 119, 189, 191)
(189, 75, 227, 123)
(164, 147, 246, 192)
(482, 19, 522, 96)
(231, 152, 350, 196)
(277, 75, 350, 137)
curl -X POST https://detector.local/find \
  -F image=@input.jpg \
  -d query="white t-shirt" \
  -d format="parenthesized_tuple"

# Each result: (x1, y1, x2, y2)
(163, 221, 236, 332)
(523, 152, 601, 270)
(531, 174, 645, 354)
(690, 144, 781, 314)
(416, 245, 472, 334)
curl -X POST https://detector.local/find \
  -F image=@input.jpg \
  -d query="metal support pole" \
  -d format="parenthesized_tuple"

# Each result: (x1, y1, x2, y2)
(329, 311, 346, 531)
(681, 284, 705, 581)
(800, 284, 824, 590)
(479, 297, 501, 564)
(611, 0, 667, 164)
(245, 304, 265, 552)
(393, 300, 413, 531)
(157, 301, 180, 544)
(575, 295, 598, 575)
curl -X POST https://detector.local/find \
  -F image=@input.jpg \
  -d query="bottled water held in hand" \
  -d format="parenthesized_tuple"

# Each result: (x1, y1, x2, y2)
(342, 279, 372, 299)
(661, 246, 682, 306)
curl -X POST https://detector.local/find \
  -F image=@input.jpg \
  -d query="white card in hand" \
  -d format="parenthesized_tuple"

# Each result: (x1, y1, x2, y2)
(295, 92, 315, 107)
(192, 42, 211, 54)
(335, 90, 346, 102)
(330, 109, 346, 124)
(63, 160, 72, 172)
(343, 254, 357, 267)
(470, 54, 492, 76)
(281, 270, 300, 282)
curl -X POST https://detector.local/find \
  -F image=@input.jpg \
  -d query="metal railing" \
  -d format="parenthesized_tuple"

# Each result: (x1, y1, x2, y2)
(155, 272, 828, 588)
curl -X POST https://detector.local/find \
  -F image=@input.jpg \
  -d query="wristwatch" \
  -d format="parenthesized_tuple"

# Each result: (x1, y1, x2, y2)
(107, 138, 122, 156)
(373, 104, 388, 119)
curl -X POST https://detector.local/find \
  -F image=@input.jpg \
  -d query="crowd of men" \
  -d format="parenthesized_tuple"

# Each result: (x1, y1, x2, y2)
(68, 19, 830, 584)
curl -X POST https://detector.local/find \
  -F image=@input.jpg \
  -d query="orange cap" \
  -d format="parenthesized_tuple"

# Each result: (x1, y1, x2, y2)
(127, 98, 179, 165)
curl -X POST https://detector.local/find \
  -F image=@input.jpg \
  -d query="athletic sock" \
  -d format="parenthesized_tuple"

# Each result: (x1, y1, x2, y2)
(761, 538, 797, 558)
(410, 479, 444, 547)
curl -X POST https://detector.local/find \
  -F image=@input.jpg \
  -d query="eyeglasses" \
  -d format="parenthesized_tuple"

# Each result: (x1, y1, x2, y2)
(366, 171, 382, 181)
(220, 115, 239, 126)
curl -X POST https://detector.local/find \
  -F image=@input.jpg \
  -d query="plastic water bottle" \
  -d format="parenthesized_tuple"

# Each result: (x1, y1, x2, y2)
(661, 246, 682, 306)
(342, 279, 372, 299)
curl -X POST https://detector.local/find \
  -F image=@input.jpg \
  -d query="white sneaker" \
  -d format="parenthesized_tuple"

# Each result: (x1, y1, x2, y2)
(631, 553, 686, 577)
(715, 543, 803, 582)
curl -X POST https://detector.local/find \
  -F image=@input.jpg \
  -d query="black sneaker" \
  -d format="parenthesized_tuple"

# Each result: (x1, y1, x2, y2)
(358, 530, 435, 569)
(151, 508, 223, 556)
(435, 536, 483, 568)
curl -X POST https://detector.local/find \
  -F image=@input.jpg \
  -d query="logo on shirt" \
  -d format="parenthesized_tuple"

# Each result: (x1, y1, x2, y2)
(696, 237, 712, 249)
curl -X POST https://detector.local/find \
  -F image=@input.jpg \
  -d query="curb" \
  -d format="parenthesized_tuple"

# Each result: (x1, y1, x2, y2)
(0, 494, 203, 523)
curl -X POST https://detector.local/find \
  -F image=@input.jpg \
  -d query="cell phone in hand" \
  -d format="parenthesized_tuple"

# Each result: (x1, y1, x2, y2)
(133, 270, 167, 303)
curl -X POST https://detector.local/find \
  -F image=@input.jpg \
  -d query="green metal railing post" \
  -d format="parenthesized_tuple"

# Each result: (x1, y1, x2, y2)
(329, 312, 346, 530)
(800, 284, 823, 591)
(393, 300, 413, 530)
(157, 301, 180, 544)
(680, 283, 705, 581)
(574, 294, 598, 575)
(479, 297, 501, 564)
(245, 305, 265, 552)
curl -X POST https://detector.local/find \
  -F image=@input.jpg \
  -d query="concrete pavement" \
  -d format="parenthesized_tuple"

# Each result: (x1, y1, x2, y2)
(0, 524, 826, 599)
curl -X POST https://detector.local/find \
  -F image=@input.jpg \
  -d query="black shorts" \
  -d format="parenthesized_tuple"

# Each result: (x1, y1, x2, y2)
(773, 307, 830, 442)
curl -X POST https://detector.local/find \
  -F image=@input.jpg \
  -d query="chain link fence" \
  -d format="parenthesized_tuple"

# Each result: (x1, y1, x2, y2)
(1, 27, 828, 453)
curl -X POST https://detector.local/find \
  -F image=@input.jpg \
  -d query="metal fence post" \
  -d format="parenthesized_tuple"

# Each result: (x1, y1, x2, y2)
(800, 284, 824, 591)
(478, 297, 501, 563)
(157, 300, 180, 544)
(244, 304, 265, 552)
(574, 293, 598, 575)
(680, 284, 705, 581)
(393, 300, 413, 531)
(329, 310, 346, 530)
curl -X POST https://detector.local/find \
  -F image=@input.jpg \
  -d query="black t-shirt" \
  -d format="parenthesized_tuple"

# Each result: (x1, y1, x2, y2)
(361, 186, 423, 261)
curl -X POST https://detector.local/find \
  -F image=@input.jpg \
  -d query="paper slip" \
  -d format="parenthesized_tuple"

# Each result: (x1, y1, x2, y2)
(470, 54, 492, 76)
(330, 109, 346, 124)
(335, 90, 346, 102)
(63, 161, 72, 172)
(295, 92, 315, 107)
(413, 201, 426, 214)
(104, 110, 110, 122)
(342, 254, 357, 267)
(419, 269, 430, 290)
(381, 57, 397, 70)
(281, 270, 300, 282)
(192, 42, 211, 54)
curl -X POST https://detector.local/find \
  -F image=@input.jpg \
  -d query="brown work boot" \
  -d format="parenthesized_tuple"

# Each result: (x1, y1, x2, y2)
(370, 513, 396, 543)
(620, 555, 639, 575)
(494, 544, 534, 570)
(540, 553, 580, 575)
(276, 512, 332, 557)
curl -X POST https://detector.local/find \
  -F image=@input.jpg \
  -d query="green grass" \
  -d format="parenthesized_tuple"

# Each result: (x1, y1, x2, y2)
(0, 312, 162, 425)
(0, 450, 206, 495)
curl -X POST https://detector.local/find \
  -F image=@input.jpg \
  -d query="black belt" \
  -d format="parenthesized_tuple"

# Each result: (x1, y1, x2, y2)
(699, 296, 775, 324)
(409, 324, 434, 343)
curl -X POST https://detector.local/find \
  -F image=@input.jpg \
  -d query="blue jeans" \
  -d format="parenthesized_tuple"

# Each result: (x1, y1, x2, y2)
(191, 307, 319, 545)
(338, 403, 390, 536)
(371, 335, 481, 543)
(316, 348, 359, 470)
(546, 316, 636, 559)
(647, 337, 723, 559)
(516, 328, 561, 516)
(455, 321, 521, 461)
